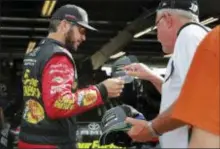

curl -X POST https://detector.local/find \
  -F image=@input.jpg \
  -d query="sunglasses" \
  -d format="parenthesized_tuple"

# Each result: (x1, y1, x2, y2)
(155, 13, 172, 26)
(155, 15, 165, 26)
(66, 20, 86, 35)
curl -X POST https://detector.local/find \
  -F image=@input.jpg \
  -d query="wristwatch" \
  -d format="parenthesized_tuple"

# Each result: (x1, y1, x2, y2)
(147, 121, 162, 137)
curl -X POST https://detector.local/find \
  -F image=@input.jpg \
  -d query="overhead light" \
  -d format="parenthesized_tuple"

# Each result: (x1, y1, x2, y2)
(201, 17, 219, 25)
(41, 0, 57, 17)
(101, 66, 112, 76)
(26, 41, 36, 54)
(110, 51, 126, 59)
(42, 0, 51, 16)
(47, 0, 56, 16)
(134, 26, 157, 38)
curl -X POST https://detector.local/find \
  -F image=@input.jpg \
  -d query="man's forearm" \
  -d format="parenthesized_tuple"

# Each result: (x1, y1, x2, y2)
(151, 104, 186, 135)
(147, 74, 164, 93)
(189, 127, 220, 148)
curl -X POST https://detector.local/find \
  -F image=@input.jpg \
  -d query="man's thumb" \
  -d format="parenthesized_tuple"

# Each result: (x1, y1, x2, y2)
(125, 117, 136, 125)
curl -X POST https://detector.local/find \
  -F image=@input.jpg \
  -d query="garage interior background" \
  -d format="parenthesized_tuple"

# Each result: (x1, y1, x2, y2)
(0, 0, 219, 146)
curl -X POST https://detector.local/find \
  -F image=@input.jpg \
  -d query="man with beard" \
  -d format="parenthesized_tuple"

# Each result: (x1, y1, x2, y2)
(18, 4, 124, 149)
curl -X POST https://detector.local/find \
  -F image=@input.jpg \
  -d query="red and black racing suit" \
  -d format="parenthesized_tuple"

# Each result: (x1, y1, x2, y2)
(18, 38, 107, 149)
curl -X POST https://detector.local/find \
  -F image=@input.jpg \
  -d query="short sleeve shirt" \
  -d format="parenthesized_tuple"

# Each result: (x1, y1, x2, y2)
(172, 25, 220, 135)
(160, 24, 210, 148)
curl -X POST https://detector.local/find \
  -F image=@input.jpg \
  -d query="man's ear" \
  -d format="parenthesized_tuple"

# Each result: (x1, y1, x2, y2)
(59, 20, 71, 33)
(164, 12, 173, 28)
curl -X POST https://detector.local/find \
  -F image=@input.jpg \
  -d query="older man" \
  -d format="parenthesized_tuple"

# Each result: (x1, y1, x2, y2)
(172, 25, 220, 148)
(124, 0, 210, 148)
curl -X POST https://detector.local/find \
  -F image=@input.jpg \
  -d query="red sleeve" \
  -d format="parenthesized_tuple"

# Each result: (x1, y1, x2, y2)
(42, 55, 104, 119)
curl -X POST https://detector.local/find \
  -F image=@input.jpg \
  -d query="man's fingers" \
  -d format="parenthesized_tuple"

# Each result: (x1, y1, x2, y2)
(113, 78, 125, 85)
(123, 64, 133, 70)
(109, 89, 123, 97)
(110, 85, 124, 92)
(123, 63, 137, 70)
(117, 80, 125, 85)
(115, 84, 124, 90)
(127, 129, 133, 137)
(126, 71, 139, 77)
(125, 117, 137, 125)
(112, 89, 123, 93)
(127, 126, 139, 139)
(109, 93, 120, 98)
(109, 92, 120, 96)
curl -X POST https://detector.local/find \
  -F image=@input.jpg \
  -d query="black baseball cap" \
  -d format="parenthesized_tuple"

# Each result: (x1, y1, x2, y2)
(51, 4, 97, 31)
(157, 0, 199, 16)
(99, 106, 132, 146)
(99, 105, 146, 147)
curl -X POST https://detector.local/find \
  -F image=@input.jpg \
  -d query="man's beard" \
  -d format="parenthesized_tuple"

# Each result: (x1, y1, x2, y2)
(64, 28, 76, 51)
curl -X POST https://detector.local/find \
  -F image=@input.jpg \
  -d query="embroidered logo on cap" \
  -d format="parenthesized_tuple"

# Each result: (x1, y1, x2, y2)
(189, 3, 198, 12)
(65, 14, 76, 20)
(162, 2, 167, 6)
